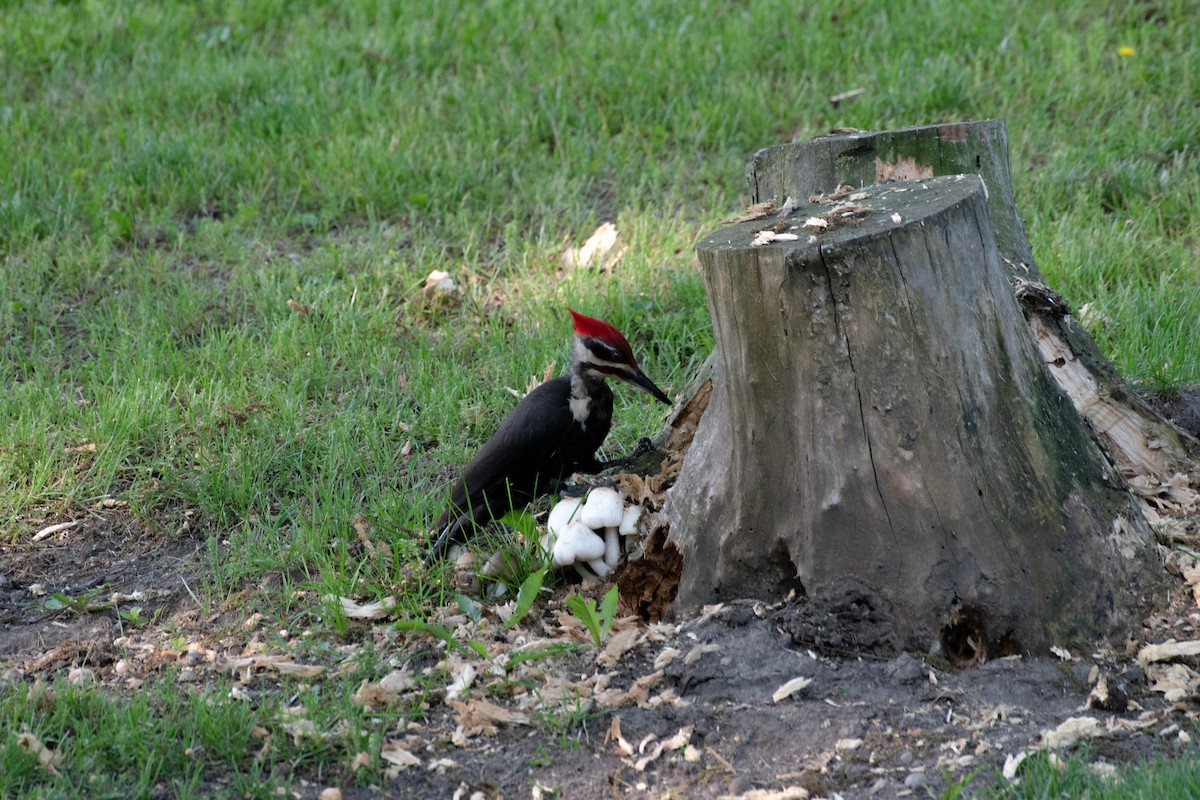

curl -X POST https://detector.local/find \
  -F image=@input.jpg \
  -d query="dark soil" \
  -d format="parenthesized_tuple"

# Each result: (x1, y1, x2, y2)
(1144, 389, 1200, 442)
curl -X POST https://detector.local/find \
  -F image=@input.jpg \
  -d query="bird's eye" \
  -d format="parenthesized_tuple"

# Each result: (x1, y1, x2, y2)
(594, 343, 621, 362)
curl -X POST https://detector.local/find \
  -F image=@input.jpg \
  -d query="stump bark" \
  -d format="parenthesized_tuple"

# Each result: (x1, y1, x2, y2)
(662, 174, 1165, 656)
(744, 122, 1195, 479)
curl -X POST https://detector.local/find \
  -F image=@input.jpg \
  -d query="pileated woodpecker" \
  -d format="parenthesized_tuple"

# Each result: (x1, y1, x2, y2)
(429, 308, 670, 558)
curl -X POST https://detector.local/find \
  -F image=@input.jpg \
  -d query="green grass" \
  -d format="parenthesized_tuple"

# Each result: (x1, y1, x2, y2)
(1, 0, 1198, 795)
(0, 672, 394, 800)
(983, 748, 1200, 799)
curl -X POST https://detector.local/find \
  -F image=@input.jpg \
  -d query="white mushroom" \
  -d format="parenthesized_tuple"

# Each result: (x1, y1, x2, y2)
(619, 504, 642, 536)
(581, 487, 624, 569)
(543, 495, 586, 555)
(580, 487, 624, 528)
(552, 521, 610, 578)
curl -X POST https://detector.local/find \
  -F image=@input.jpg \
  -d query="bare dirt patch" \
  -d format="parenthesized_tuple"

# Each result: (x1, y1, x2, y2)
(1, 511, 204, 668)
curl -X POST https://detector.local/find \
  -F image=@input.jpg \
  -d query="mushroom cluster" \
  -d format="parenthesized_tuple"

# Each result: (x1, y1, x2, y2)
(542, 487, 641, 579)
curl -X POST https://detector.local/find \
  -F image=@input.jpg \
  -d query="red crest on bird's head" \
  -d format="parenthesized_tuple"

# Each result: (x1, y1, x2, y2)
(568, 308, 636, 363)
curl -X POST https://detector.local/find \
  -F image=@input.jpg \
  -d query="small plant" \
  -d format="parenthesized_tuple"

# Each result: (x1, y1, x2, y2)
(504, 566, 546, 630)
(394, 619, 487, 658)
(938, 765, 982, 800)
(565, 584, 619, 646)
(117, 606, 149, 628)
(536, 691, 595, 750)
(43, 587, 105, 615)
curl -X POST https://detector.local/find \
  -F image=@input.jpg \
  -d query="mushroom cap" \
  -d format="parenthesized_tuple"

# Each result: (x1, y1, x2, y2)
(552, 522, 606, 567)
(618, 504, 642, 535)
(547, 496, 587, 540)
(580, 487, 624, 529)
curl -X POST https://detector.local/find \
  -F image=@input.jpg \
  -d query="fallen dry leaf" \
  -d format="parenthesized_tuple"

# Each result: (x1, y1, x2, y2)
(17, 732, 63, 777)
(446, 698, 531, 737)
(352, 516, 378, 560)
(802, 216, 829, 230)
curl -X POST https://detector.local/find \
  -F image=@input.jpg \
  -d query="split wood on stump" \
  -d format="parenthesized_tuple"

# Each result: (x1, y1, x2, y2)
(663, 172, 1165, 659)
(746, 121, 1195, 480)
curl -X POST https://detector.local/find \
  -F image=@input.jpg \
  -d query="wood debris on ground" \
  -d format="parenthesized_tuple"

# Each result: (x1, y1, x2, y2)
(561, 222, 627, 273)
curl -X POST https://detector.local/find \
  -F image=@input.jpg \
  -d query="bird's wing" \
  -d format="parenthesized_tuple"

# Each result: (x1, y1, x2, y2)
(453, 379, 581, 505)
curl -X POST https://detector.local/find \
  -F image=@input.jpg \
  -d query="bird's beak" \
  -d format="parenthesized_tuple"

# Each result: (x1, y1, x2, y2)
(624, 367, 671, 405)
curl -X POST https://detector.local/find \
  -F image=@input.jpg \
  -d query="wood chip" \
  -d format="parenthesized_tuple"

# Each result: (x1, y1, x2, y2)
(606, 715, 635, 756)
(1050, 645, 1072, 661)
(717, 788, 809, 799)
(723, 202, 775, 224)
(445, 663, 476, 702)
(32, 520, 80, 542)
(332, 595, 397, 620)
(1043, 716, 1101, 749)
(379, 743, 420, 770)
(562, 222, 626, 272)
(653, 646, 681, 670)
(217, 654, 325, 679)
(1137, 639, 1200, 669)
(771, 676, 813, 704)
(597, 626, 643, 668)
(684, 642, 721, 666)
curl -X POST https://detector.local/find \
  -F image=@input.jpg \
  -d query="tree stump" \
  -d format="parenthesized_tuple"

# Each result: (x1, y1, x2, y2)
(662, 175, 1165, 657)
(745, 122, 1195, 480)
(748, 120, 1037, 279)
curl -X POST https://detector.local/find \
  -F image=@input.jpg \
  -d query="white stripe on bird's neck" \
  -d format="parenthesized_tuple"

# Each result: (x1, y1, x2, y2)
(568, 336, 611, 427)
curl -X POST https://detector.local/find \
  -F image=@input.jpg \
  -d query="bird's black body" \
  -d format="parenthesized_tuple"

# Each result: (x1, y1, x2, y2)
(428, 309, 670, 558)
(433, 377, 612, 551)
